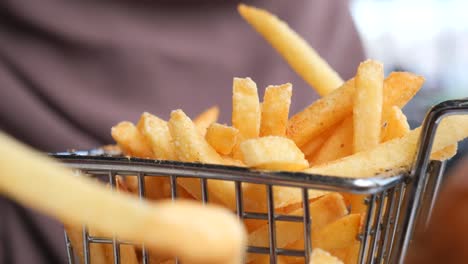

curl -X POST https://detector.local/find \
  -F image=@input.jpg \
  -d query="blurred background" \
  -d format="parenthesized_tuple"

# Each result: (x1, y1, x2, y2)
(350, 0, 468, 167)
(351, 0, 468, 122)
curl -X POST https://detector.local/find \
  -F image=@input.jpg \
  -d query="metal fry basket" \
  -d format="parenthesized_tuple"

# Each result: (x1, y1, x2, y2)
(55, 99, 468, 264)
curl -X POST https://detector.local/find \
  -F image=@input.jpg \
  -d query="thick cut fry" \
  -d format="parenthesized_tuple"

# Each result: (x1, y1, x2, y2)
(287, 79, 355, 147)
(194, 106, 220, 136)
(310, 248, 344, 264)
(137, 112, 177, 160)
(312, 117, 354, 165)
(0, 132, 247, 264)
(238, 4, 343, 96)
(288, 72, 423, 147)
(247, 194, 347, 263)
(240, 136, 309, 171)
(431, 144, 457, 161)
(305, 115, 468, 177)
(111, 121, 153, 158)
(260, 83, 293, 136)
(302, 135, 328, 161)
(381, 106, 410, 142)
(232, 77, 261, 139)
(205, 123, 239, 155)
(353, 60, 384, 153)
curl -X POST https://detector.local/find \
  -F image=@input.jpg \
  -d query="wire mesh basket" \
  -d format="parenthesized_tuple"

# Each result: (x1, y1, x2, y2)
(55, 99, 468, 264)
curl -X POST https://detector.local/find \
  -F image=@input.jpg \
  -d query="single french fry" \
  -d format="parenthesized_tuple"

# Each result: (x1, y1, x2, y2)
(232, 77, 261, 139)
(305, 115, 468, 177)
(111, 122, 153, 158)
(287, 72, 424, 147)
(137, 112, 177, 160)
(287, 79, 355, 147)
(260, 83, 293, 136)
(431, 143, 458, 161)
(353, 60, 384, 153)
(240, 136, 309, 171)
(238, 4, 343, 96)
(247, 194, 348, 263)
(0, 132, 247, 264)
(194, 106, 220, 136)
(381, 106, 410, 142)
(310, 248, 344, 264)
(206, 123, 239, 155)
(311, 117, 354, 165)
(302, 135, 329, 162)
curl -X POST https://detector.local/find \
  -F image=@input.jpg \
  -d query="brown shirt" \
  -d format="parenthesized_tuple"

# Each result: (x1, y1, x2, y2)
(0, 0, 365, 263)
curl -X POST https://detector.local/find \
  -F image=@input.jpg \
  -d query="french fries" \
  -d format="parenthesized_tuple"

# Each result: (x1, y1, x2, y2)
(353, 60, 384, 153)
(205, 123, 239, 155)
(232, 77, 261, 139)
(247, 193, 347, 263)
(238, 4, 343, 96)
(287, 72, 424, 147)
(137, 112, 177, 160)
(260, 83, 293, 137)
(240, 136, 309, 171)
(305, 115, 468, 177)
(0, 132, 247, 264)
(381, 106, 410, 142)
(111, 121, 153, 158)
(311, 117, 354, 165)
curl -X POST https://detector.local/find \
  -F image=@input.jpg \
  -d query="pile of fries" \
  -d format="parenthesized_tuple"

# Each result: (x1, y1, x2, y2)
(63, 4, 468, 264)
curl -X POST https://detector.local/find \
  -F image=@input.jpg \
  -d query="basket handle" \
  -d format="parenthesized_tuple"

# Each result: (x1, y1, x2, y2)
(392, 98, 468, 263)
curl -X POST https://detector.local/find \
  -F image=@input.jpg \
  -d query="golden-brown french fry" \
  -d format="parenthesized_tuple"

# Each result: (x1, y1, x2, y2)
(137, 112, 177, 160)
(247, 194, 348, 263)
(431, 144, 458, 161)
(260, 83, 293, 137)
(111, 121, 153, 158)
(168, 109, 237, 208)
(240, 136, 309, 171)
(0, 132, 247, 264)
(232, 77, 261, 139)
(311, 117, 354, 165)
(381, 106, 410, 142)
(310, 248, 344, 264)
(302, 135, 328, 162)
(305, 115, 468, 177)
(353, 60, 384, 153)
(238, 4, 343, 96)
(205, 123, 239, 155)
(287, 72, 423, 147)
(194, 106, 220, 136)
(287, 79, 355, 147)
